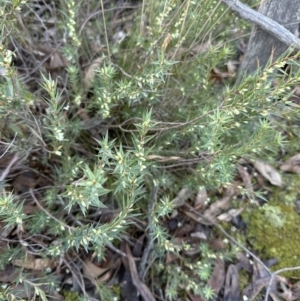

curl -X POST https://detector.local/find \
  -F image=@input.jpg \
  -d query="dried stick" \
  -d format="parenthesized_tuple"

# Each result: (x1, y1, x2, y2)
(264, 266, 300, 301)
(139, 186, 158, 280)
(221, 0, 300, 49)
(0, 153, 19, 182)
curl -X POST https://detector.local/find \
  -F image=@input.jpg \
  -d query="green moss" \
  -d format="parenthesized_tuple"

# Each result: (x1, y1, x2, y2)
(245, 174, 300, 277)
(239, 269, 251, 291)
(62, 290, 80, 301)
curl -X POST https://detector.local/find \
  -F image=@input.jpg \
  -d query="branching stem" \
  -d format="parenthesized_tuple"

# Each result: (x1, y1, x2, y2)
(221, 0, 300, 49)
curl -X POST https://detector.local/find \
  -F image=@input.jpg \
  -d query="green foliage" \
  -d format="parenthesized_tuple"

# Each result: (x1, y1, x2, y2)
(160, 260, 215, 300)
(1, 0, 300, 299)
(157, 241, 237, 300)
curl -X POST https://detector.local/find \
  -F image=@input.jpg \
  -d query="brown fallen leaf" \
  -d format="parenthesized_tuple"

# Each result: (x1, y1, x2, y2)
(83, 249, 115, 281)
(279, 286, 296, 301)
(217, 207, 245, 222)
(203, 187, 236, 222)
(242, 260, 283, 301)
(194, 187, 207, 210)
(0, 264, 20, 282)
(209, 237, 226, 251)
(190, 231, 207, 240)
(253, 258, 270, 279)
(207, 258, 225, 296)
(82, 258, 110, 279)
(289, 280, 300, 301)
(49, 51, 69, 70)
(175, 223, 194, 237)
(13, 171, 39, 195)
(13, 256, 54, 271)
(209, 67, 232, 83)
(226, 60, 238, 75)
(223, 264, 240, 301)
(236, 163, 253, 192)
(270, 292, 282, 301)
(125, 243, 156, 301)
(184, 209, 209, 225)
(132, 234, 145, 257)
(83, 57, 103, 89)
(172, 188, 193, 208)
(280, 154, 300, 173)
(120, 270, 139, 301)
(235, 252, 252, 273)
(32, 44, 69, 71)
(254, 161, 282, 186)
(97, 269, 113, 283)
(243, 275, 271, 301)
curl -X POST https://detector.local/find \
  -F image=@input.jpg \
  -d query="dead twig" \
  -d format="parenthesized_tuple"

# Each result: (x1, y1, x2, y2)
(63, 256, 93, 300)
(138, 186, 158, 280)
(221, 0, 300, 49)
(0, 153, 19, 182)
(265, 266, 300, 301)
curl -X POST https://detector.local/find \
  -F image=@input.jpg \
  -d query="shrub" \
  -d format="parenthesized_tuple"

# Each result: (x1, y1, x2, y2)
(0, 0, 300, 299)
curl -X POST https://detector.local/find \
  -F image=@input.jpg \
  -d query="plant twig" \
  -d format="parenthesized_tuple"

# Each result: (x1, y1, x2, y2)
(221, 0, 300, 49)
(0, 134, 17, 159)
(29, 189, 73, 233)
(63, 256, 93, 300)
(0, 153, 19, 182)
(139, 186, 158, 280)
(265, 265, 300, 301)
(106, 242, 128, 257)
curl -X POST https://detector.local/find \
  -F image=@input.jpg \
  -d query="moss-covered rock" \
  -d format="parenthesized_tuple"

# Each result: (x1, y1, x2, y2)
(244, 174, 300, 277)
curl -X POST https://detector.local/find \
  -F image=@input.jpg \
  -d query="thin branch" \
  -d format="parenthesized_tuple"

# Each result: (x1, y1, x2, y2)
(106, 242, 128, 257)
(265, 265, 300, 301)
(29, 189, 73, 233)
(0, 133, 16, 149)
(63, 256, 91, 299)
(221, 0, 300, 49)
(100, 0, 111, 61)
(0, 153, 19, 182)
(139, 186, 158, 280)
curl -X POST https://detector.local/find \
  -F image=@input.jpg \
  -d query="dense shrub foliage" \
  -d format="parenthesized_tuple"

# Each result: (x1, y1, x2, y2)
(1, 0, 300, 299)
